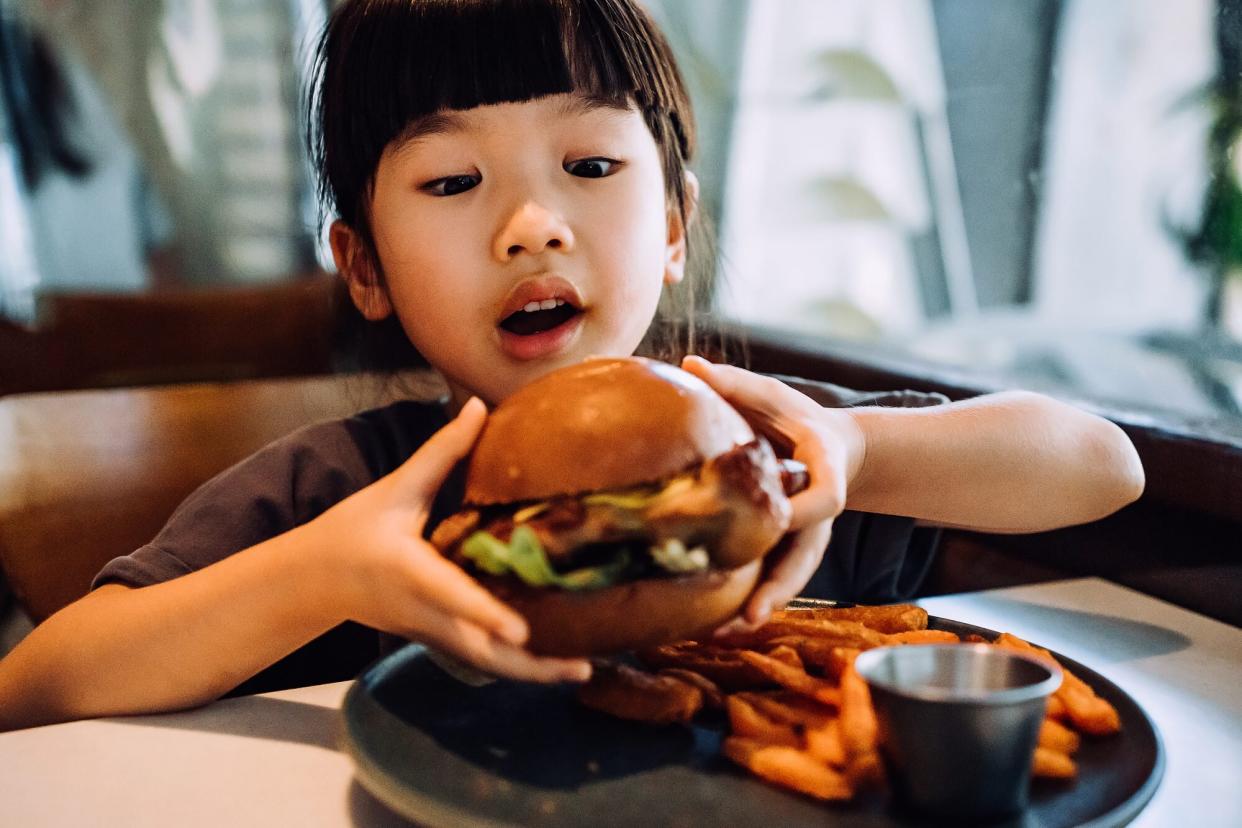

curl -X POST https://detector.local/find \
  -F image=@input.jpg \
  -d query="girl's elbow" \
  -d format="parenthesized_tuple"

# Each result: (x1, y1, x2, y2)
(1024, 392, 1145, 513)
(1089, 420, 1145, 514)
(1119, 438, 1146, 505)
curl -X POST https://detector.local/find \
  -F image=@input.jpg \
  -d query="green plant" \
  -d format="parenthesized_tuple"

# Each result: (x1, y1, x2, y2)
(1173, 2, 1242, 330)
(1181, 94, 1242, 278)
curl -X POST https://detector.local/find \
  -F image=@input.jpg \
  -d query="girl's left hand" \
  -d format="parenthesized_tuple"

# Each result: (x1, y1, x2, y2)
(681, 356, 866, 632)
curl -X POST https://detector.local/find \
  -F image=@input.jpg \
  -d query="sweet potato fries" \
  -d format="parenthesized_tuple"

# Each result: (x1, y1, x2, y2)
(575, 603, 1121, 802)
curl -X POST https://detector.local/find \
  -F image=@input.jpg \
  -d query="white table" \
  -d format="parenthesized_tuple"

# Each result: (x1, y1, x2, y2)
(1, 578, 1239, 826)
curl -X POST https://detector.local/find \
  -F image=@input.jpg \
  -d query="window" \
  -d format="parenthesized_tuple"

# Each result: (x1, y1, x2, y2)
(653, 0, 1242, 425)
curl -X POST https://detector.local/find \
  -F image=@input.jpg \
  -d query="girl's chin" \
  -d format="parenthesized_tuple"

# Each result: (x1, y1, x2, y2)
(496, 312, 586, 361)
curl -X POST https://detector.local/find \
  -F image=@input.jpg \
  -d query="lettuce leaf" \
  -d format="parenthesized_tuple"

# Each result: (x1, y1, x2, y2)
(461, 527, 631, 591)
(506, 526, 561, 587)
(460, 531, 512, 576)
(556, 551, 632, 590)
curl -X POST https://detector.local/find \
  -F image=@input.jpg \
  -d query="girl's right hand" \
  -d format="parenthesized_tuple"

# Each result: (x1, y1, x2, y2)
(303, 398, 591, 684)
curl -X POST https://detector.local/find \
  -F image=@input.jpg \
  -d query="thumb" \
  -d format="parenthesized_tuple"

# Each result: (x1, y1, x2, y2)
(393, 396, 488, 496)
(682, 355, 789, 426)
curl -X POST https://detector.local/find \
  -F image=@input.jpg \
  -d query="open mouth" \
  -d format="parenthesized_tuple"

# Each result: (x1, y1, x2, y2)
(499, 299, 583, 336)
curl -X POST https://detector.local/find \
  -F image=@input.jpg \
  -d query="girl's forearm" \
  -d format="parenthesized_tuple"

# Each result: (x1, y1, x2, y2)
(841, 391, 1145, 533)
(0, 524, 346, 731)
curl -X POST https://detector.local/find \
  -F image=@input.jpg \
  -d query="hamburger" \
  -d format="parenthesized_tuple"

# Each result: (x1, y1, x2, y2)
(429, 356, 805, 657)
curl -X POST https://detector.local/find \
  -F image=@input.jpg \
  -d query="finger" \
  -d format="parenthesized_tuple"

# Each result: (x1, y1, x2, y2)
(788, 437, 846, 528)
(743, 521, 833, 624)
(682, 356, 808, 429)
(403, 547, 530, 646)
(686, 357, 847, 528)
(393, 396, 487, 495)
(433, 616, 593, 683)
(712, 613, 764, 638)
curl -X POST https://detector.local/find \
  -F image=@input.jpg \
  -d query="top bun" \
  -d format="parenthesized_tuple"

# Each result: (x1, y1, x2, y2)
(465, 357, 755, 505)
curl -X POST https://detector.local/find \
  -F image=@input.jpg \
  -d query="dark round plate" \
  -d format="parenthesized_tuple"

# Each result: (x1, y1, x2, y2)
(342, 605, 1163, 827)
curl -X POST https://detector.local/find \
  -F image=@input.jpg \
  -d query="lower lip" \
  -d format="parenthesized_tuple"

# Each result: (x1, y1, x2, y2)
(497, 312, 585, 361)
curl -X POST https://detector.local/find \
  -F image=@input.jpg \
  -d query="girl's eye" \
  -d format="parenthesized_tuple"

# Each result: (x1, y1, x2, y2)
(566, 158, 620, 179)
(423, 174, 480, 196)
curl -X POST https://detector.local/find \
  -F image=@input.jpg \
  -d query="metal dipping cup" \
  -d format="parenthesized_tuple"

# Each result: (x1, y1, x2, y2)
(854, 644, 1062, 821)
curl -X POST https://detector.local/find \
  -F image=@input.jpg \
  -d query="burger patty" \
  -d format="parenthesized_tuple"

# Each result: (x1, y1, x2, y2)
(431, 439, 801, 575)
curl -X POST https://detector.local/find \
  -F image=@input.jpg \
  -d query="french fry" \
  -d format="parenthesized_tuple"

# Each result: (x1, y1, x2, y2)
(737, 650, 842, 706)
(775, 604, 929, 634)
(765, 643, 805, 671)
(657, 668, 725, 709)
(576, 662, 702, 724)
(994, 633, 1121, 736)
(804, 719, 846, 766)
(723, 737, 854, 801)
(839, 659, 878, 758)
(885, 629, 961, 646)
(844, 749, 886, 789)
(1039, 716, 1081, 755)
(1060, 685, 1122, 736)
(821, 647, 862, 683)
(764, 636, 838, 673)
(1032, 746, 1078, 780)
(764, 638, 867, 680)
(992, 632, 1053, 659)
(637, 643, 771, 690)
(591, 609, 1125, 805)
(717, 618, 889, 651)
(736, 690, 837, 730)
(726, 696, 801, 747)
(636, 641, 721, 668)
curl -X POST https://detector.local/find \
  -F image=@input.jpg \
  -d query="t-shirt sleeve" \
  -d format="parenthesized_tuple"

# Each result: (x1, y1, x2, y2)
(766, 372, 949, 604)
(767, 372, 950, 410)
(90, 418, 377, 590)
(90, 400, 445, 592)
(88, 400, 447, 697)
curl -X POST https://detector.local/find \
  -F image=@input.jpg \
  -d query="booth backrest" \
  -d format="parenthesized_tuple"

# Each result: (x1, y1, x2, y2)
(0, 372, 442, 622)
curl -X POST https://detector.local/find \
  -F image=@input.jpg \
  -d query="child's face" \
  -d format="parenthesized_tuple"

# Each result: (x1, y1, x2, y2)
(333, 93, 692, 405)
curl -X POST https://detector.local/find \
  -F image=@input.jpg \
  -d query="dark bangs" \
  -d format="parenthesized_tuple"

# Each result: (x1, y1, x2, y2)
(308, 0, 697, 235)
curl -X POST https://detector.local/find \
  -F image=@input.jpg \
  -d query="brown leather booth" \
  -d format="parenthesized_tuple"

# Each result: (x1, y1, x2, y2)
(0, 274, 343, 397)
(0, 372, 442, 623)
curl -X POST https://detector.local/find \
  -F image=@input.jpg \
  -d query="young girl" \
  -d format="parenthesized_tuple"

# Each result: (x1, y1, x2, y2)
(0, 0, 1143, 731)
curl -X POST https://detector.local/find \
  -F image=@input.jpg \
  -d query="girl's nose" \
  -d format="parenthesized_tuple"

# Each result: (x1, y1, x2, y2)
(492, 201, 575, 262)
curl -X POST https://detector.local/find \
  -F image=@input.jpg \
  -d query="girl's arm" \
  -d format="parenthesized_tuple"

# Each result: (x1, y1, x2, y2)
(0, 400, 589, 732)
(0, 528, 346, 730)
(684, 358, 1144, 533)
(837, 390, 1145, 533)
(680, 358, 1144, 628)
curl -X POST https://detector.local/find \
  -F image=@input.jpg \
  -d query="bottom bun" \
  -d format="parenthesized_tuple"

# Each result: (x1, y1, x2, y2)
(482, 559, 763, 657)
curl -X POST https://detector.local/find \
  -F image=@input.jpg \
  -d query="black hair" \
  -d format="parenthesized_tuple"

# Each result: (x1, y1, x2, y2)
(307, 0, 719, 370)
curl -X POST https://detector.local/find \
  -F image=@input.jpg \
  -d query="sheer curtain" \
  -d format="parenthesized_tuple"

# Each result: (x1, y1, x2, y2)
(20, 0, 321, 287)
(1031, 0, 1215, 333)
(0, 101, 39, 323)
(715, 0, 957, 339)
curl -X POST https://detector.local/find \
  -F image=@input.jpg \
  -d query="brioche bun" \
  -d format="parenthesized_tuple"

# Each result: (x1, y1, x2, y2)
(465, 356, 755, 505)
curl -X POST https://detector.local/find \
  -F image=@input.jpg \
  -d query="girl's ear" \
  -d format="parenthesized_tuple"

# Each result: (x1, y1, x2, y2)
(330, 220, 393, 320)
(663, 171, 700, 287)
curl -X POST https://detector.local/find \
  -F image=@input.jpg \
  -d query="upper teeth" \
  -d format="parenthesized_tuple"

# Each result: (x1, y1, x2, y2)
(522, 299, 565, 312)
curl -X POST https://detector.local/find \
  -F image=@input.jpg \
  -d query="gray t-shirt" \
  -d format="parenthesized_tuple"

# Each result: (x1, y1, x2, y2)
(92, 375, 946, 695)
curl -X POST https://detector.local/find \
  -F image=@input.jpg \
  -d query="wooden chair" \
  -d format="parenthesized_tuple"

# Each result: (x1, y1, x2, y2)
(0, 372, 444, 623)
(0, 273, 344, 396)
